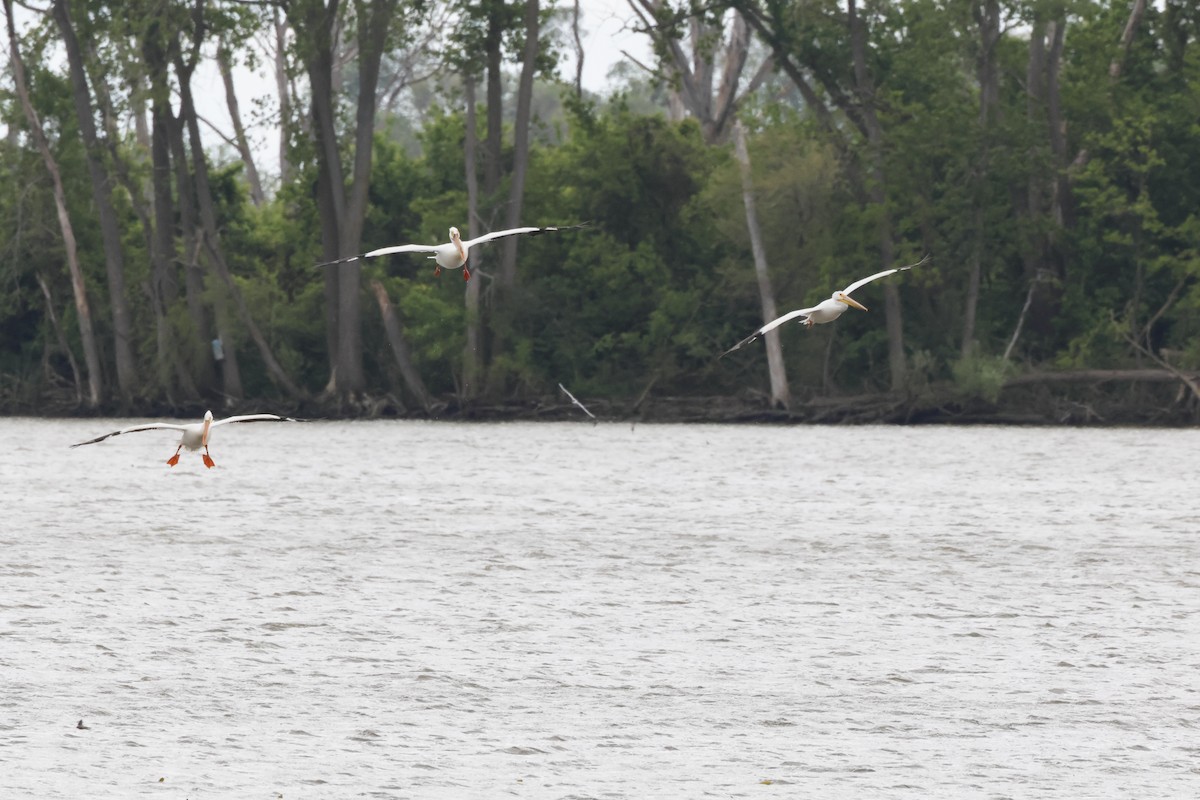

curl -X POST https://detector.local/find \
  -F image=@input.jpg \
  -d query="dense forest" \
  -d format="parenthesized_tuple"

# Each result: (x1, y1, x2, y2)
(2, 0, 1198, 423)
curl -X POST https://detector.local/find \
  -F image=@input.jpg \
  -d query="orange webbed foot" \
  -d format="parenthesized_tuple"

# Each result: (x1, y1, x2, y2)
(202, 453, 215, 469)
(463, 266, 471, 281)
(433, 266, 442, 277)
(167, 454, 180, 467)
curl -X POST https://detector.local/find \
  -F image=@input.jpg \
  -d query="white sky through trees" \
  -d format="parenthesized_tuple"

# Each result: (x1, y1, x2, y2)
(5, 1, 652, 179)
(186, 0, 652, 175)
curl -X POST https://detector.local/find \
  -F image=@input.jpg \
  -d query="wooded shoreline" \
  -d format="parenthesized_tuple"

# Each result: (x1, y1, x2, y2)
(8, 367, 1198, 427)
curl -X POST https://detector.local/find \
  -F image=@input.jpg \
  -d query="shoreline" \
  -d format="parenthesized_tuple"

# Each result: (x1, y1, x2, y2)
(5, 388, 1198, 427)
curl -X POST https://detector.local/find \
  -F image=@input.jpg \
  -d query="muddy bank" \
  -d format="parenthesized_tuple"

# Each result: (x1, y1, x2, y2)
(8, 383, 1196, 427)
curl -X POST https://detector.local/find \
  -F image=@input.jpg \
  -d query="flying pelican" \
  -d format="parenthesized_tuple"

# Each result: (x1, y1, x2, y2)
(70, 410, 300, 468)
(558, 383, 597, 423)
(316, 223, 588, 281)
(721, 256, 928, 357)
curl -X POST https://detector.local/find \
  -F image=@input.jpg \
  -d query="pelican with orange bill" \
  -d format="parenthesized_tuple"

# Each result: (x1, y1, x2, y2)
(721, 255, 928, 357)
(70, 410, 300, 468)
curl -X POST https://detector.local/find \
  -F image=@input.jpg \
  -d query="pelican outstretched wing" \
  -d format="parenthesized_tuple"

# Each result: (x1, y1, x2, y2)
(210, 414, 300, 428)
(558, 383, 597, 422)
(316, 243, 439, 268)
(70, 423, 188, 448)
(463, 222, 589, 248)
(720, 306, 818, 358)
(841, 254, 929, 297)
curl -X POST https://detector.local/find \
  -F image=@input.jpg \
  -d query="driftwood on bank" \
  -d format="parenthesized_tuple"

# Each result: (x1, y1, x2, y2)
(370, 280, 434, 412)
(1003, 369, 1199, 386)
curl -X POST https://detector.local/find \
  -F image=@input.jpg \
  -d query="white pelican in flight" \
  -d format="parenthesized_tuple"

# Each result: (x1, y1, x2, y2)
(316, 223, 588, 281)
(558, 382, 597, 423)
(721, 256, 928, 357)
(70, 410, 299, 468)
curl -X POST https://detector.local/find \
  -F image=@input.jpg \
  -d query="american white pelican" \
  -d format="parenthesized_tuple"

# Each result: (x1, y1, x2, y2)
(70, 410, 299, 468)
(316, 224, 588, 281)
(721, 256, 928, 357)
(558, 382, 597, 423)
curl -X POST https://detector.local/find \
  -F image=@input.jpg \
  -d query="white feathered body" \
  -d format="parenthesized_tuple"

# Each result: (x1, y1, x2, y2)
(805, 296, 855, 326)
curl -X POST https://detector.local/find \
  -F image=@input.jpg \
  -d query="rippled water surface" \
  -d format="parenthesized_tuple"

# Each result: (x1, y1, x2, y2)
(1, 418, 1198, 798)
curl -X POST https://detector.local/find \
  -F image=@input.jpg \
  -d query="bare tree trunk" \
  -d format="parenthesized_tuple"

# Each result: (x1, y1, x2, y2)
(212, 298, 244, 402)
(217, 40, 266, 206)
(962, 0, 1000, 357)
(572, 0, 584, 98)
(733, 121, 789, 409)
(849, 0, 905, 391)
(1015, 12, 1070, 349)
(1003, 279, 1037, 361)
(36, 273, 82, 405)
(6, 0, 102, 407)
(51, 0, 136, 405)
(287, 0, 346, 391)
(168, 109, 220, 396)
(487, 0, 540, 391)
(496, 0, 540, 291)
(287, 0, 395, 401)
(370, 280, 433, 410)
(462, 77, 484, 400)
(177, 43, 304, 399)
(821, 326, 837, 395)
(142, 13, 198, 401)
(334, 0, 399, 399)
(1072, 0, 1149, 171)
(273, 9, 294, 186)
(629, 2, 757, 144)
(483, 3, 504, 203)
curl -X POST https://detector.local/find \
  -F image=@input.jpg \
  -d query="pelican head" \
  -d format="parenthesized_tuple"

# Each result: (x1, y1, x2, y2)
(202, 409, 214, 446)
(449, 226, 461, 241)
(835, 291, 868, 312)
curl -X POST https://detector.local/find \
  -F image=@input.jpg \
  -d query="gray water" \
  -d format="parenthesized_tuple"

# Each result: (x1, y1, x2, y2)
(1, 418, 1197, 798)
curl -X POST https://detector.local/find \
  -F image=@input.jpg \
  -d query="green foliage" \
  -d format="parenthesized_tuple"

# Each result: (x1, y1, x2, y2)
(951, 352, 1017, 404)
(4, 0, 1200, 412)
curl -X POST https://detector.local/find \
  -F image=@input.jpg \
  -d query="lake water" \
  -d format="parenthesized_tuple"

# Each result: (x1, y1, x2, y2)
(1, 418, 1197, 798)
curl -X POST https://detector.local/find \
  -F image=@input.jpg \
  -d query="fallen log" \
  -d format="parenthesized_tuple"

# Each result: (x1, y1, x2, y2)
(1004, 369, 1199, 386)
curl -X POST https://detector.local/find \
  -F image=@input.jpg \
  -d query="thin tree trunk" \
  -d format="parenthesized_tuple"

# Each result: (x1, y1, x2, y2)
(273, 9, 294, 186)
(848, 0, 905, 391)
(6, 0, 102, 407)
(334, 0, 398, 399)
(962, 206, 984, 358)
(177, 46, 304, 399)
(288, 0, 346, 391)
(962, 0, 1000, 357)
(483, 3, 504, 202)
(1003, 279, 1037, 361)
(143, 11, 190, 400)
(370, 280, 433, 410)
(821, 326, 837, 395)
(462, 77, 484, 400)
(630, 1, 753, 145)
(36, 273, 82, 406)
(488, 0, 540, 390)
(168, 109, 219, 395)
(497, 0, 540, 290)
(733, 121, 789, 409)
(217, 40, 266, 206)
(288, 0, 395, 400)
(572, 0, 584, 98)
(51, 0, 136, 404)
(212, 290, 244, 402)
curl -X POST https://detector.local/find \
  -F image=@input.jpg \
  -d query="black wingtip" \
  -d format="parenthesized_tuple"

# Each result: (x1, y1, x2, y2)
(719, 333, 758, 359)
(314, 255, 363, 269)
